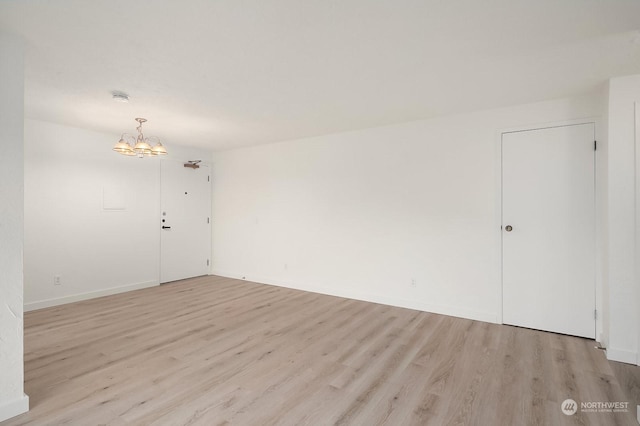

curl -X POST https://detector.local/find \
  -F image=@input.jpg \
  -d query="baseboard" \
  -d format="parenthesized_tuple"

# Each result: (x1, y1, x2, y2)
(0, 394, 29, 423)
(211, 270, 498, 324)
(24, 280, 159, 312)
(606, 347, 638, 365)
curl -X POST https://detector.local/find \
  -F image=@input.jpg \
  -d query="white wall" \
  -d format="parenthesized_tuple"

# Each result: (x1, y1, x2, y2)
(212, 93, 606, 325)
(607, 74, 640, 364)
(24, 119, 211, 310)
(0, 33, 29, 422)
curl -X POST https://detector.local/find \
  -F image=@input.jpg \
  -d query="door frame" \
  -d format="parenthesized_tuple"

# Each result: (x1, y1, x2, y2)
(635, 103, 640, 365)
(495, 117, 603, 340)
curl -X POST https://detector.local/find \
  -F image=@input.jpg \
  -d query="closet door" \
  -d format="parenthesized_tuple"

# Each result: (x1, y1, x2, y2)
(502, 123, 595, 338)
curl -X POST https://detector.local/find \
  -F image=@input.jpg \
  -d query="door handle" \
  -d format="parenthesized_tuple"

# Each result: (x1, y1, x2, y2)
(162, 226, 171, 229)
(505, 225, 513, 232)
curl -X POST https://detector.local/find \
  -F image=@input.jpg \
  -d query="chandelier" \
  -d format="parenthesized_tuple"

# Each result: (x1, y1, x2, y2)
(113, 118, 168, 158)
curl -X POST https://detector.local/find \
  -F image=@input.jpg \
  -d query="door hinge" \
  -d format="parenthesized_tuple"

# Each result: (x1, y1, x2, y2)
(594, 140, 597, 151)
(208, 175, 210, 182)
(207, 259, 210, 266)
(207, 217, 210, 224)
(594, 309, 597, 320)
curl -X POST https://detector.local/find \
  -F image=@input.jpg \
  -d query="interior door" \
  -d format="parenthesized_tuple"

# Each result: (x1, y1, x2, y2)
(160, 160, 211, 283)
(502, 123, 595, 338)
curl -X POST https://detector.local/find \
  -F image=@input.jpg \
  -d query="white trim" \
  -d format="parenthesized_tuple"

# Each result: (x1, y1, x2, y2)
(635, 101, 640, 366)
(0, 394, 29, 423)
(606, 347, 638, 365)
(494, 128, 503, 324)
(211, 271, 499, 324)
(24, 280, 158, 311)
(499, 116, 601, 136)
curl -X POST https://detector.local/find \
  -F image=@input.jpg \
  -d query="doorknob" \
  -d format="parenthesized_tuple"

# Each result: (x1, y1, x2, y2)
(505, 225, 513, 232)
(162, 226, 171, 229)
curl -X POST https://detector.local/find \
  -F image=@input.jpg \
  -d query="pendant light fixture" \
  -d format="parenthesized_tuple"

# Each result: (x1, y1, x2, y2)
(113, 118, 168, 158)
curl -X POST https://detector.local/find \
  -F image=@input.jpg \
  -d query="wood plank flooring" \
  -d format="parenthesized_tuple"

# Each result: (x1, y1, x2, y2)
(2, 275, 637, 425)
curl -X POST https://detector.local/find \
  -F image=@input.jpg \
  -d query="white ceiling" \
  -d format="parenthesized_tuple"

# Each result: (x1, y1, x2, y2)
(1, 0, 640, 151)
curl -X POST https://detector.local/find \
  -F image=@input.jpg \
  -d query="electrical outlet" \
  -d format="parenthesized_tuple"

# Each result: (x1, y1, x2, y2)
(410, 278, 416, 288)
(54, 276, 61, 286)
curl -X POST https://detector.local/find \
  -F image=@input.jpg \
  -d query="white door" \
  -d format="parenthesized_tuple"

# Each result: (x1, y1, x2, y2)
(160, 160, 211, 283)
(502, 123, 595, 338)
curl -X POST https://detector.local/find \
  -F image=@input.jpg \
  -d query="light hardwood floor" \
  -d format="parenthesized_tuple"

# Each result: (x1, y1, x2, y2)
(2, 275, 637, 425)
